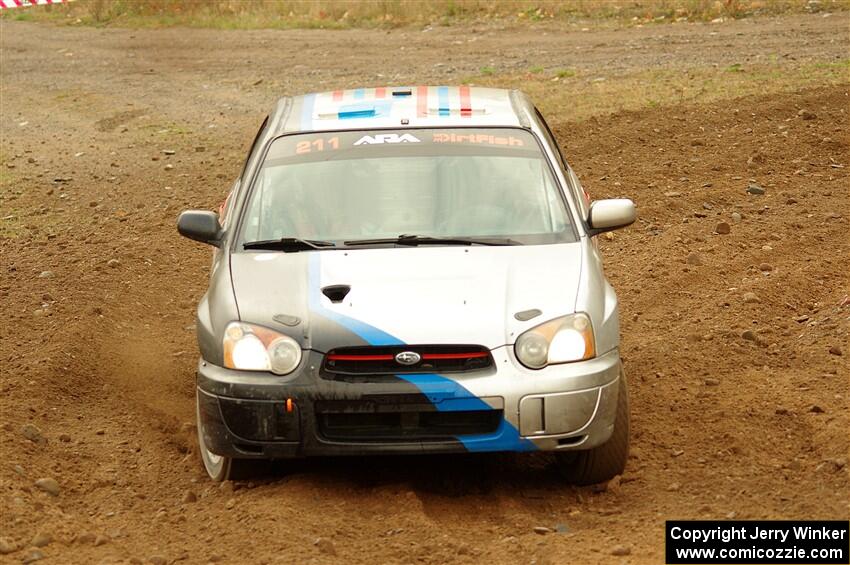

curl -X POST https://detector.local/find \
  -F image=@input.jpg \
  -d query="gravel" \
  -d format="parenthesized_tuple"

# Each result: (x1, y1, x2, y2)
(0, 538, 17, 554)
(714, 222, 731, 234)
(314, 538, 337, 555)
(742, 292, 761, 304)
(21, 424, 47, 445)
(31, 532, 52, 548)
(611, 544, 632, 556)
(686, 252, 703, 266)
(34, 478, 60, 496)
(23, 550, 44, 564)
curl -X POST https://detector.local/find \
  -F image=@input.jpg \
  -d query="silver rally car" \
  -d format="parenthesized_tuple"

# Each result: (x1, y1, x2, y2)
(178, 86, 636, 483)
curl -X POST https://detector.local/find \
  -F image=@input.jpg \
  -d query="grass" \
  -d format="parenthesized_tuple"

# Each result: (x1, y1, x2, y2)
(0, 169, 15, 187)
(139, 122, 194, 136)
(460, 59, 850, 122)
(0, 213, 25, 240)
(1, 0, 847, 29)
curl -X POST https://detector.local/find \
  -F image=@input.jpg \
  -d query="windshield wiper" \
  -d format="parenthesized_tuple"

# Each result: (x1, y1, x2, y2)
(243, 237, 337, 251)
(343, 234, 521, 247)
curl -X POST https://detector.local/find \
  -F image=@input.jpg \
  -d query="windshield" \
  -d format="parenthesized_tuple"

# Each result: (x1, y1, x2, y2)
(238, 128, 574, 248)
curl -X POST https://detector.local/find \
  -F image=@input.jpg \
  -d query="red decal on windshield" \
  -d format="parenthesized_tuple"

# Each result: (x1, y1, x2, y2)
(295, 136, 340, 154)
(417, 86, 428, 118)
(432, 133, 524, 146)
(459, 86, 472, 117)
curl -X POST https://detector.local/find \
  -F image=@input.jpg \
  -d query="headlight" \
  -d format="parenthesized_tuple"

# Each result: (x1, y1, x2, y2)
(223, 322, 302, 375)
(514, 313, 595, 369)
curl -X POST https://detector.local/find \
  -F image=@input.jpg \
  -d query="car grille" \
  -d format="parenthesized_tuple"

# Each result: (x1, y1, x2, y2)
(315, 399, 501, 442)
(322, 345, 494, 375)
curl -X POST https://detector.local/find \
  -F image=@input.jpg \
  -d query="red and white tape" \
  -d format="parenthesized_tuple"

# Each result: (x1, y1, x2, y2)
(1, 0, 73, 9)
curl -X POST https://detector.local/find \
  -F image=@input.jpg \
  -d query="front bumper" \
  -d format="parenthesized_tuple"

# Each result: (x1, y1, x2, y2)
(197, 347, 622, 458)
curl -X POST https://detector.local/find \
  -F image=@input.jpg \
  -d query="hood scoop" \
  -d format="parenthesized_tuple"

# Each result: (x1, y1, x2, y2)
(322, 284, 351, 304)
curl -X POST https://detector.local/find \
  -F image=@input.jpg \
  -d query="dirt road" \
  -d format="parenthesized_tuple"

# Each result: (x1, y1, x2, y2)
(1, 13, 848, 564)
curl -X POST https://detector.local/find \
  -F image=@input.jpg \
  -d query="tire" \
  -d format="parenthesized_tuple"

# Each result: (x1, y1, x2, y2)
(554, 367, 629, 485)
(196, 391, 268, 482)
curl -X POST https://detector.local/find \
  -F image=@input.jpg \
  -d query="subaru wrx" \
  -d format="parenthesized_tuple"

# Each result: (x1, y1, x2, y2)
(177, 86, 637, 483)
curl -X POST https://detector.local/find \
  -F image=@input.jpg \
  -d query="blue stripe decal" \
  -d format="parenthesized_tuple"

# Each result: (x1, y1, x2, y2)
(337, 100, 393, 120)
(339, 109, 376, 119)
(300, 93, 316, 131)
(353, 88, 365, 100)
(395, 373, 536, 452)
(307, 254, 401, 346)
(306, 254, 536, 453)
(437, 86, 450, 116)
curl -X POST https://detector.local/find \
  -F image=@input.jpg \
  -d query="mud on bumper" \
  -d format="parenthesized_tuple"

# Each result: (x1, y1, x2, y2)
(196, 349, 622, 459)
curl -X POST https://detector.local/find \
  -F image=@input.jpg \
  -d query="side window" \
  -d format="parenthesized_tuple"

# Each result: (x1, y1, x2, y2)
(567, 166, 591, 216)
(218, 180, 239, 229)
(534, 108, 590, 217)
(240, 115, 270, 182)
(534, 108, 568, 170)
(217, 116, 268, 237)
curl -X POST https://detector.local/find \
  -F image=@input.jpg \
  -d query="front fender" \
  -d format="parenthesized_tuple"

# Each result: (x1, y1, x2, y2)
(197, 251, 239, 365)
(574, 237, 620, 355)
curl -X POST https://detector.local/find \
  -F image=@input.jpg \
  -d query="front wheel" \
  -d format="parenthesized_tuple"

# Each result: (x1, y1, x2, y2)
(553, 367, 629, 485)
(196, 391, 267, 482)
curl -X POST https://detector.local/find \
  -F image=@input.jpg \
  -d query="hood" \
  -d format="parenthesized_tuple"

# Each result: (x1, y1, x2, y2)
(230, 244, 583, 351)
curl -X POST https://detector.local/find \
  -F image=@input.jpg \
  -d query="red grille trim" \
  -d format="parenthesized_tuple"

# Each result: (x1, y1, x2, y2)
(327, 352, 489, 362)
(421, 352, 489, 360)
(323, 345, 494, 376)
(326, 354, 395, 361)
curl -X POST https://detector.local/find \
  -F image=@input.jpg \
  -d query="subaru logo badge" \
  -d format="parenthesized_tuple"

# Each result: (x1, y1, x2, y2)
(395, 351, 421, 365)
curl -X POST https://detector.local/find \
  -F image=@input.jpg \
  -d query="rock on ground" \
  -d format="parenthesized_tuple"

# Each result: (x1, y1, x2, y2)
(21, 424, 47, 444)
(34, 478, 60, 496)
(611, 545, 632, 556)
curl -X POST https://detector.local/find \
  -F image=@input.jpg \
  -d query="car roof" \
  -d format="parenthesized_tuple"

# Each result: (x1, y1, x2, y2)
(271, 86, 531, 133)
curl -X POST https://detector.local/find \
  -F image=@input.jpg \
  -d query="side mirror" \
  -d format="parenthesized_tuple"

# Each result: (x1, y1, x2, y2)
(177, 210, 223, 247)
(587, 198, 636, 236)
